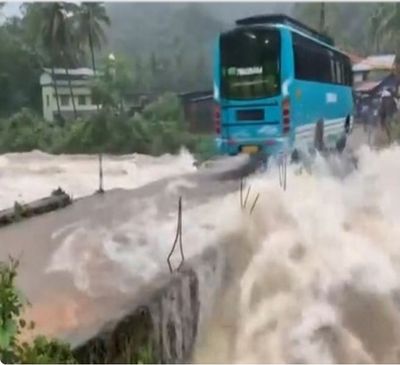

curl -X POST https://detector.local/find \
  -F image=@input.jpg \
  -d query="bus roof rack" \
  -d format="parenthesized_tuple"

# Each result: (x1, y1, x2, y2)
(235, 14, 335, 46)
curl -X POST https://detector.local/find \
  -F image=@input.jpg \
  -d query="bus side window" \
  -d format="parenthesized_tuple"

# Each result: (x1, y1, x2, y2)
(292, 31, 353, 88)
(335, 59, 342, 84)
(346, 59, 352, 86)
(293, 42, 308, 80)
(319, 49, 331, 83)
(293, 34, 330, 83)
(340, 59, 345, 85)
(329, 54, 336, 84)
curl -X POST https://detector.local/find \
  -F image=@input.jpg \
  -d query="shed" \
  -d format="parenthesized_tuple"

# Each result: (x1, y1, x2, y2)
(179, 91, 214, 134)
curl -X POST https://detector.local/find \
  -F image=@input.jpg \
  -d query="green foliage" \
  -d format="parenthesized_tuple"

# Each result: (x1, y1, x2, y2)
(135, 342, 156, 364)
(190, 135, 217, 162)
(0, 95, 212, 159)
(293, 2, 400, 56)
(0, 20, 43, 116)
(91, 55, 134, 112)
(0, 108, 54, 153)
(17, 336, 76, 364)
(0, 258, 76, 364)
(0, 258, 23, 363)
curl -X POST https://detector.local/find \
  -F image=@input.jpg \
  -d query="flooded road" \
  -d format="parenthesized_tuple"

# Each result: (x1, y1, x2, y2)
(3, 126, 400, 363)
(0, 150, 257, 345)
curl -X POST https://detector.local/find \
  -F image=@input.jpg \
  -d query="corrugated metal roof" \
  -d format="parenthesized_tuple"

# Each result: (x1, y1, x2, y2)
(43, 67, 96, 76)
(352, 54, 395, 72)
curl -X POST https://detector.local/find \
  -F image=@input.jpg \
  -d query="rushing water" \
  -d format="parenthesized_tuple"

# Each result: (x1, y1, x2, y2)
(0, 149, 196, 209)
(194, 144, 400, 363)
(4, 128, 400, 363)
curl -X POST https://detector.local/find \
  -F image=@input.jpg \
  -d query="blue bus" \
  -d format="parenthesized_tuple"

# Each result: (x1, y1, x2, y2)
(213, 14, 354, 159)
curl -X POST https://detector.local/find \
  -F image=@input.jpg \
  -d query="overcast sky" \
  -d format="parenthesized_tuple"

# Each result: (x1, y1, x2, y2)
(2, 2, 22, 18)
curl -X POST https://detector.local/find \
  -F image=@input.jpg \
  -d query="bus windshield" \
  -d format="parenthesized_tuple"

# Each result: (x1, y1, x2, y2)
(220, 28, 281, 100)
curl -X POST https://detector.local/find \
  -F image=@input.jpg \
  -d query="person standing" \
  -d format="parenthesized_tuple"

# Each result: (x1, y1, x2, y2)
(379, 87, 397, 142)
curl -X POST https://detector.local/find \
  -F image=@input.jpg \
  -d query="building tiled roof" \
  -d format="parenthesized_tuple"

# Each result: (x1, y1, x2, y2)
(353, 54, 395, 72)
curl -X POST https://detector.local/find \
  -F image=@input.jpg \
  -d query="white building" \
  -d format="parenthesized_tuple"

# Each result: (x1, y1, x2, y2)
(40, 68, 99, 122)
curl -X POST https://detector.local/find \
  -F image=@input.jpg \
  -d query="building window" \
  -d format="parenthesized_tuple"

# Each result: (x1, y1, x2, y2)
(46, 95, 50, 107)
(78, 95, 86, 105)
(60, 95, 69, 106)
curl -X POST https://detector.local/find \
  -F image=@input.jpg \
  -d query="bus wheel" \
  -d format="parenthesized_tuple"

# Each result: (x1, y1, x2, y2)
(314, 120, 325, 152)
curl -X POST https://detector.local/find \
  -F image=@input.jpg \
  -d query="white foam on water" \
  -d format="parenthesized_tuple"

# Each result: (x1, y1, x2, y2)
(194, 144, 400, 363)
(0, 149, 196, 209)
(46, 192, 229, 298)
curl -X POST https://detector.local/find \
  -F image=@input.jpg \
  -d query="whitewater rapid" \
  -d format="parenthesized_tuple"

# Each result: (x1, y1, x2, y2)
(4, 128, 400, 363)
(194, 144, 400, 363)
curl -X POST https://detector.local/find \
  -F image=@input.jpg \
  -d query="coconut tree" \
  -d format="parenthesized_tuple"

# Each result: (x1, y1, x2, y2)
(59, 3, 80, 119)
(77, 2, 110, 78)
(34, 3, 63, 117)
(367, 4, 393, 54)
(28, 2, 78, 119)
(369, 5, 384, 53)
(378, 3, 400, 58)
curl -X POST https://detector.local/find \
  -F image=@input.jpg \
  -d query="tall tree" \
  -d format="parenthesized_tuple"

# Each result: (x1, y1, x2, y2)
(60, 3, 80, 119)
(77, 2, 110, 79)
(27, 2, 79, 119)
(378, 3, 400, 58)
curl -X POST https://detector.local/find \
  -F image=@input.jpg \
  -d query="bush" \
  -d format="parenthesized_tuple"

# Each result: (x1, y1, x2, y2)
(190, 135, 217, 162)
(0, 94, 216, 160)
(0, 108, 52, 153)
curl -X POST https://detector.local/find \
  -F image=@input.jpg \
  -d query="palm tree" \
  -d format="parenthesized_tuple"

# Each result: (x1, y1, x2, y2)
(30, 2, 78, 119)
(58, 4, 80, 120)
(77, 3, 110, 80)
(369, 6, 384, 53)
(35, 3, 63, 118)
(378, 3, 400, 56)
(368, 4, 392, 54)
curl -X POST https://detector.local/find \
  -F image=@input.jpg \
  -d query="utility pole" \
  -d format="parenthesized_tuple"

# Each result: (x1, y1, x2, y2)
(319, 2, 326, 34)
